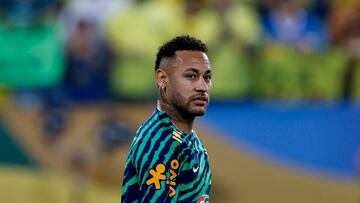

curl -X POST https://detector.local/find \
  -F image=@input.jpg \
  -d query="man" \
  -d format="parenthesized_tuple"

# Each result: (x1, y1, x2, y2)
(121, 35, 212, 202)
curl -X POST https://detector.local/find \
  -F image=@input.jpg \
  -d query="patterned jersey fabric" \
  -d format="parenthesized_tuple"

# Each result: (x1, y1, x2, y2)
(121, 108, 211, 203)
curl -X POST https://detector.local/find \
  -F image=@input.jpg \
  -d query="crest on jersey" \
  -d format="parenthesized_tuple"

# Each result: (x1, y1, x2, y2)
(197, 195, 209, 203)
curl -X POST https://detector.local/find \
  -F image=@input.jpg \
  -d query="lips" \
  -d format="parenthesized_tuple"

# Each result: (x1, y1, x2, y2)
(192, 96, 208, 105)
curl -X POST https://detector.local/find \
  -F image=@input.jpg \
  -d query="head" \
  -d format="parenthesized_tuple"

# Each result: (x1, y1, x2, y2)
(155, 35, 212, 118)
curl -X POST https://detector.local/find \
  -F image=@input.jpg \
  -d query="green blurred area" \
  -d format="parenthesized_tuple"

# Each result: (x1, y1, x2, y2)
(110, 57, 157, 100)
(210, 42, 251, 99)
(0, 23, 64, 89)
(254, 45, 349, 100)
(353, 63, 360, 98)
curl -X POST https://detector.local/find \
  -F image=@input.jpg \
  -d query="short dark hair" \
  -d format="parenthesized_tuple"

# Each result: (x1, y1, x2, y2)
(155, 35, 208, 70)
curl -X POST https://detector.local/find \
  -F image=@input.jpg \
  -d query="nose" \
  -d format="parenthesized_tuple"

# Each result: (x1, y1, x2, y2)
(195, 77, 209, 93)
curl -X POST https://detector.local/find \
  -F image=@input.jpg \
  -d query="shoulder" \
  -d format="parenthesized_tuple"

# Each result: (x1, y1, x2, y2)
(129, 113, 190, 163)
(130, 111, 169, 147)
(131, 126, 189, 164)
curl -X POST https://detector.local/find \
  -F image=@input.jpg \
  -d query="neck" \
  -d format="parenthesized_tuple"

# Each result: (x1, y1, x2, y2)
(157, 100, 194, 134)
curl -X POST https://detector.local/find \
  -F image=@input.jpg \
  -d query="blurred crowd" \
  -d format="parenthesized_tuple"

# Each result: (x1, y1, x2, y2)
(0, 0, 359, 104)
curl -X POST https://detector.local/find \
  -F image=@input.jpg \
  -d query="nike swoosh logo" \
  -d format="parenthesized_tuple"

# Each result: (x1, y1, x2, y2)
(193, 165, 199, 173)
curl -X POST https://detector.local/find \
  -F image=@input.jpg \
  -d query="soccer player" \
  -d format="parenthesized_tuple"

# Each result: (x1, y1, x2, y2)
(121, 35, 212, 203)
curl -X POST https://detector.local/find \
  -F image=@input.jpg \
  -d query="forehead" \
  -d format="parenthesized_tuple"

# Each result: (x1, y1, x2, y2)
(174, 51, 210, 70)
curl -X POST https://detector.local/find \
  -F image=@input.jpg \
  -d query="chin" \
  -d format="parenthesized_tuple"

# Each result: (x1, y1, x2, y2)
(189, 107, 206, 116)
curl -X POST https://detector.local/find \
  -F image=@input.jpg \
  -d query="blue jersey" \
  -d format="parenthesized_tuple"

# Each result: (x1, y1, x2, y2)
(121, 108, 211, 202)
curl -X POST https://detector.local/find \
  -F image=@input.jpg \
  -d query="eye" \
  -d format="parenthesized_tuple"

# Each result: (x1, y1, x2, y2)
(204, 75, 212, 81)
(186, 74, 196, 80)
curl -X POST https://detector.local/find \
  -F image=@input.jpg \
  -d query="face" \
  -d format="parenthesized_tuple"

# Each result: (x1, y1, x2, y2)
(161, 51, 212, 117)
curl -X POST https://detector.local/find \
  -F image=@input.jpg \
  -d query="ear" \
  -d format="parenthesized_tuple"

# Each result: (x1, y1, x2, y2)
(156, 69, 168, 88)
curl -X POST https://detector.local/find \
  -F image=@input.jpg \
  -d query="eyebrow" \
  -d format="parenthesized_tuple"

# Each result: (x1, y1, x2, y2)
(184, 68, 212, 74)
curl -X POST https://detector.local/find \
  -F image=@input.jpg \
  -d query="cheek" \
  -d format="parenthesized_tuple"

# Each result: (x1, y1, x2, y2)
(172, 87, 189, 102)
(170, 79, 193, 96)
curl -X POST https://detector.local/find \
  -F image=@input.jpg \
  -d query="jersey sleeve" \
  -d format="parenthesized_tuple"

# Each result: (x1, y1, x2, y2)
(129, 128, 190, 203)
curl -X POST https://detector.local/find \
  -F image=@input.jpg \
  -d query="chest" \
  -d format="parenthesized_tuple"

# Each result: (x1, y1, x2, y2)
(181, 143, 211, 184)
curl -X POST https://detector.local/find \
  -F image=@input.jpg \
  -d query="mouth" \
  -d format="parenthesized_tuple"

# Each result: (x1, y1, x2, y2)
(191, 96, 208, 106)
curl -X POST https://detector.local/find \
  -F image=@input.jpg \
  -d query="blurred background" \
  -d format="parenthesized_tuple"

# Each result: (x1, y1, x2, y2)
(0, 0, 359, 202)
